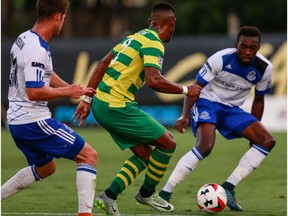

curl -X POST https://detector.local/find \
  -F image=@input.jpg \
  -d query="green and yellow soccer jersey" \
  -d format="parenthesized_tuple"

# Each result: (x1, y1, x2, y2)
(96, 28, 164, 107)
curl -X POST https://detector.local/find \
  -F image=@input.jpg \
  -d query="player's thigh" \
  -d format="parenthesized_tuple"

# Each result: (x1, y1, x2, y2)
(9, 119, 85, 165)
(149, 129, 176, 150)
(92, 101, 165, 150)
(218, 107, 257, 139)
(190, 98, 217, 136)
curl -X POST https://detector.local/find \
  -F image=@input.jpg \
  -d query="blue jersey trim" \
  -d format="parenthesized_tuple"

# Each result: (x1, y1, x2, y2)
(221, 53, 264, 85)
(196, 74, 208, 86)
(26, 81, 45, 88)
(30, 29, 51, 53)
(255, 88, 270, 95)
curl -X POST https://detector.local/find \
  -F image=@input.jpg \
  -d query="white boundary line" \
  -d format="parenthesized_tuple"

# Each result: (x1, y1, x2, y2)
(1, 213, 79, 216)
(1, 213, 199, 216)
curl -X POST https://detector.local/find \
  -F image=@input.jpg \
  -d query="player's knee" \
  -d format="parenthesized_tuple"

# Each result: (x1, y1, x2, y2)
(166, 131, 177, 149)
(84, 148, 98, 166)
(90, 148, 98, 165)
(78, 144, 98, 166)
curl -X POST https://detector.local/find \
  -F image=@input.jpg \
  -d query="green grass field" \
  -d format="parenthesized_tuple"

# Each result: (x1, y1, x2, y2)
(1, 127, 287, 216)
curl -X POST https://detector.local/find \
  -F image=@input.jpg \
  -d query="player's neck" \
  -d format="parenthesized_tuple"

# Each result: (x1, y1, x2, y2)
(32, 20, 54, 42)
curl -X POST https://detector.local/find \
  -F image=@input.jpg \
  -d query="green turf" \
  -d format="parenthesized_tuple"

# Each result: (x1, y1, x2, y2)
(1, 127, 287, 215)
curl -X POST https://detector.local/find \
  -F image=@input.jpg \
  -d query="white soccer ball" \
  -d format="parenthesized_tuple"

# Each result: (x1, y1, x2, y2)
(196, 183, 227, 214)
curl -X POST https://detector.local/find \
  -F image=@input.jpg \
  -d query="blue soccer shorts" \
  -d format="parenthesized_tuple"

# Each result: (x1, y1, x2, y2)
(9, 118, 85, 167)
(190, 98, 258, 139)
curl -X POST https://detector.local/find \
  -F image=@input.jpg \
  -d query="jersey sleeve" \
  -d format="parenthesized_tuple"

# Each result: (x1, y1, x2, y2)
(140, 39, 164, 71)
(255, 63, 273, 95)
(23, 47, 49, 88)
(196, 51, 223, 86)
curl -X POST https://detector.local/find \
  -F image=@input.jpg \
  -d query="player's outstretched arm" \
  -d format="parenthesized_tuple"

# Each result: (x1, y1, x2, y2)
(144, 66, 202, 97)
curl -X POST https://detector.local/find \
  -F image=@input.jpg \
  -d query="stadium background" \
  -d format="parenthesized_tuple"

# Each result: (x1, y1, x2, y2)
(1, 0, 287, 130)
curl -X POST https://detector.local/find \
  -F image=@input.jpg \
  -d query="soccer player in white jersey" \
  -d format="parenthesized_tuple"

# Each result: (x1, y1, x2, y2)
(1, 1, 98, 215)
(159, 26, 276, 211)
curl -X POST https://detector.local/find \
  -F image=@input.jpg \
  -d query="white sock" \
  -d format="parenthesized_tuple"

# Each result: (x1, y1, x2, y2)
(77, 163, 97, 214)
(162, 148, 203, 193)
(1, 166, 39, 200)
(226, 145, 268, 186)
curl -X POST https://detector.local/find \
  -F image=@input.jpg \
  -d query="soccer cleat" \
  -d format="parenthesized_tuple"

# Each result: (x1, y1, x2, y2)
(159, 190, 172, 202)
(94, 191, 120, 216)
(135, 191, 174, 212)
(223, 188, 244, 211)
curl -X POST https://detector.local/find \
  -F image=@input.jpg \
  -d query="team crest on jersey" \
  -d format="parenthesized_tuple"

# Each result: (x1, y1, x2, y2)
(158, 56, 163, 67)
(199, 111, 211, 120)
(246, 71, 256, 81)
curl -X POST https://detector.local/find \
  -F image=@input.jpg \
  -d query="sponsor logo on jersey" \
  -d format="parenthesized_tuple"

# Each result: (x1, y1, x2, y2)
(32, 62, 45, 69)
(199, 111, 211, 120)
(215, 78, 249, 91)
(246, 70, 256, 81)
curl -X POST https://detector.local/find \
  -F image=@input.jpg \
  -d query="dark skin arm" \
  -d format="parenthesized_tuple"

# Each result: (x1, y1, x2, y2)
(144, 66, 202, 96)
(174, 81, 204, 133)
(84, 51, 114, 96)
(73, 51, 114, 126)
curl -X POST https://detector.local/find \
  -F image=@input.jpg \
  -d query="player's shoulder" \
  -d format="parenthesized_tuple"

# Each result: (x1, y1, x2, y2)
(253, 52, 273, 74)
(18, 30, 49, 54)
(214, 48, 236, 57)
(255, 52, 272, 67)
(208, 48, 236, 65)
(136, 28, 162, 45)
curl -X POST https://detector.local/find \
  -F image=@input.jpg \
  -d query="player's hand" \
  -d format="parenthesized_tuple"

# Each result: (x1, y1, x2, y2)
(186, 84, 202, 98)
(82, 87, 96, 96)
(175, 115, 190, 133)
(68, 85, 96, 99)
(73, 101, 91, 126)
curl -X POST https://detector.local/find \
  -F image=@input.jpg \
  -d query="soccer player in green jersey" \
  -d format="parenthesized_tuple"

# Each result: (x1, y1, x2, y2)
(74, 2, 201, 215)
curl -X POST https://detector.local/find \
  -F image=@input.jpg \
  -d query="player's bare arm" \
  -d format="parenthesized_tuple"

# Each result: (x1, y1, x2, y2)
(50, 72, 69, 87)
(27, 84, 94, 101)
(175, 81, 203, 133)
(73, 51, 114, 126)
(144, 66, 202, 97)
(85, 51, 114, 96)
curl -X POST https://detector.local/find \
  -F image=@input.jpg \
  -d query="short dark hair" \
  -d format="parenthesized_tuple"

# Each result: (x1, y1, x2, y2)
(36, 0, 69, 19)
(237, 26, 261, 42)
(152, 2, 176, 15)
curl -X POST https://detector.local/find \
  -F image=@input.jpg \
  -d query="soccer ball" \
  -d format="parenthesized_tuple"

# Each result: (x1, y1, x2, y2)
(196, 183, 227, 214)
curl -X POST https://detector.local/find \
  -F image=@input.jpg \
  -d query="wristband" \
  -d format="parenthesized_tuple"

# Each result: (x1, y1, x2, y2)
(182, 85, 188, 95)
(82, 95, 92, 104)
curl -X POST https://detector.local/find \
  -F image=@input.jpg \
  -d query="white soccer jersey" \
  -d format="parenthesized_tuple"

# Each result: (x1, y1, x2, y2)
(196, 48, 273, 107)
(7, 30, 53, 124)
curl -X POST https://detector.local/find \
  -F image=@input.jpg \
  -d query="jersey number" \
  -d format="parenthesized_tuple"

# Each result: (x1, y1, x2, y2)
(111, 38, 134, 65)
